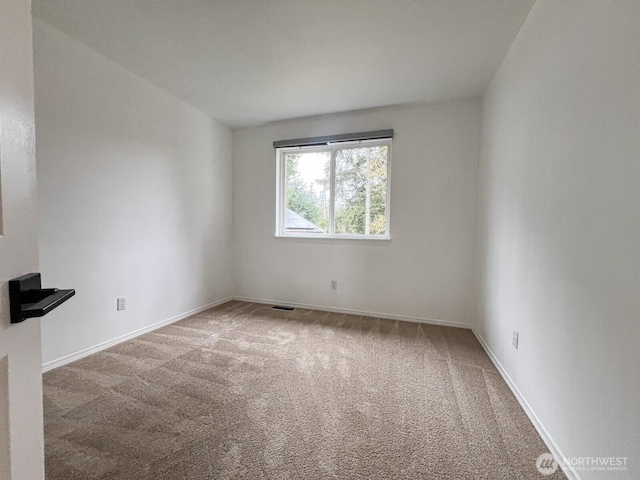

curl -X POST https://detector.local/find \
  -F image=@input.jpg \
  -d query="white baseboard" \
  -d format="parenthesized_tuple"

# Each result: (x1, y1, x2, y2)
(42, 297, 233, 372)
(472, 329, 580, 480)
(232, 295, 472, 330)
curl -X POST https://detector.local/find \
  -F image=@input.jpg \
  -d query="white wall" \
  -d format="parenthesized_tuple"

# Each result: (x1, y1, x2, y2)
(233, 101, 480, 326)
(33, 19, 234, 366)
(477, 1, 640, 478)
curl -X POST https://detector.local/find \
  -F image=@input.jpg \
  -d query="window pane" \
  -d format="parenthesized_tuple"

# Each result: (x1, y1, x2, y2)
(284, 151, 330, 233)
(334, 146, 388, 235)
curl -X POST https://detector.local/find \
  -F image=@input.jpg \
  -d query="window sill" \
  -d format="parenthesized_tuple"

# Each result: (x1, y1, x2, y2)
(275, 233, 391, 241)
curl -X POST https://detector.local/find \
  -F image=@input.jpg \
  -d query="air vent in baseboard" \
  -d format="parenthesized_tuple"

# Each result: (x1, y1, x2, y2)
(272, 305, 295, 311)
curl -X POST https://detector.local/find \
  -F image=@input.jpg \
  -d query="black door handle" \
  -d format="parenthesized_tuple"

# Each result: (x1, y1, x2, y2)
(9, 273, 75, 324)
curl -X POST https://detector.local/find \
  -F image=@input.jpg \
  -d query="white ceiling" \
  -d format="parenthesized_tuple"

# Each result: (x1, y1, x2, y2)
(32, 0, 535, 128)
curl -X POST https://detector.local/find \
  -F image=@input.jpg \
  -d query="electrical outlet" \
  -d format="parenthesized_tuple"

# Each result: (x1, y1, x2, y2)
(117, 297, 127, 311)
(512, 330, 519, 349)
(330, 280, 338, 290)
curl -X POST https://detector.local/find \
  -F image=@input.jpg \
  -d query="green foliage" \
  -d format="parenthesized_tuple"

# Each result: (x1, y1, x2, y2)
(285, 155, 323, 225)
(334, 146, 388, 235)
(284, 146, 388, 235)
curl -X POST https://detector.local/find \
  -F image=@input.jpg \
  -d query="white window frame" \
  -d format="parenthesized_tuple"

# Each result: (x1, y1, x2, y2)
(276, 138, 392, 239)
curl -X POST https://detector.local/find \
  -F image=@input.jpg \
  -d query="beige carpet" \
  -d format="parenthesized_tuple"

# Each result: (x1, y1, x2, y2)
(43, 301, 566, 479)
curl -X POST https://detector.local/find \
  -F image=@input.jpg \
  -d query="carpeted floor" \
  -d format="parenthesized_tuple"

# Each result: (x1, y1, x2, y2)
(43, 301, 566, 479)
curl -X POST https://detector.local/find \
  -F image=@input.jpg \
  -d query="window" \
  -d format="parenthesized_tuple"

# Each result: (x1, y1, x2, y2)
(275, 133, 391, 238)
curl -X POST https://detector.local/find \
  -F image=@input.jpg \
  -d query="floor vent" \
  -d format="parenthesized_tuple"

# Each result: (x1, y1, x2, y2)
(272, 305, 295, 311)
